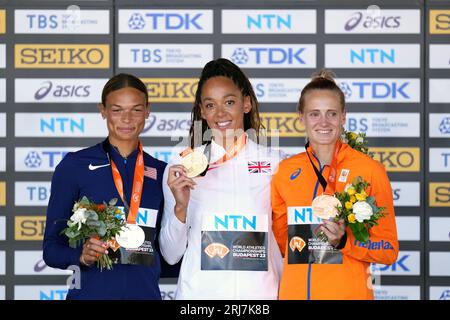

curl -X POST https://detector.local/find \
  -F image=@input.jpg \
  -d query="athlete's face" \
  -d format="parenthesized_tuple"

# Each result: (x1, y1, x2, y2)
(98, 87, 149, 145)
(300, 89, 346, 147)
(200, 76, 252, 146)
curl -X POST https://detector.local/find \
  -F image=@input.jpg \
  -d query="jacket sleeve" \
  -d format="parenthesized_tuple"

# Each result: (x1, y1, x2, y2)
(43, 153, 83, 269)
(340, 162, 399, 265)
(271, 170, 288, 257)
(158, 164, 189, 265)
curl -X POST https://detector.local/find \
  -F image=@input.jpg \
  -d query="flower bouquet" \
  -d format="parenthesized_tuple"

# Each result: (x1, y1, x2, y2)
(341, 129, 370, 156)
(61, 196, 126, 271)
(333, 176, 385, 243)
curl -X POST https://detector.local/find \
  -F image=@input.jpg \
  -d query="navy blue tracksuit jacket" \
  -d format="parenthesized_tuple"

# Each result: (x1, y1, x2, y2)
(43, 139, 168, 300)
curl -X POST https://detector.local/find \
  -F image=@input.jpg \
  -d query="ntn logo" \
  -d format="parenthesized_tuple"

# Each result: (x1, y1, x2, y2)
(247, 14, 291, 29)
(293, 207, 321, 224)
(40, 117, 84, 132)
(214, 215, 256, 230)
(350, 48, 394, 63)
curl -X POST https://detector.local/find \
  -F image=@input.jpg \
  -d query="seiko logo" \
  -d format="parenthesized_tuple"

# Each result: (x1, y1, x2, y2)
(345, 12, 401, 31)
(15, 45, 109, 68)
(260, 113, 305, 137)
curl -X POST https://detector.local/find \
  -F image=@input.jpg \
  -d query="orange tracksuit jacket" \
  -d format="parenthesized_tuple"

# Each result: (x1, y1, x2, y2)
(271, 143, 399, 300)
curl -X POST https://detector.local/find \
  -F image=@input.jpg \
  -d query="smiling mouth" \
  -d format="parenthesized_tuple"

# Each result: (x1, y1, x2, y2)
(216, 121, 232, 129)
(316, 129, 332, 134)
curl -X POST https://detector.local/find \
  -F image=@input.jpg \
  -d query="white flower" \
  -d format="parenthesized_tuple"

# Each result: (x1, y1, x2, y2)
(352, 201, 373, 222)
(356, 136, 364, 144)
(70, 208, 88, 230)
(344, 183, 352, 192)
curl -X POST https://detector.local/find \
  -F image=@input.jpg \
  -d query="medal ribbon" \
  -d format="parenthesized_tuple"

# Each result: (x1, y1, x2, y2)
(305, 139, 342, 195)
(110, 141, 144, 224)
(208, 133, 247, 168)
(180, 133, 248, 170)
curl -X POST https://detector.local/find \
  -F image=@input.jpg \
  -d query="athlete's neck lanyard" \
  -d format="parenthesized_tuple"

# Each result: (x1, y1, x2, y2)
(182, 133, 248, 176)
(305, 140, 342, 195)
(208, 133, 247, 169)
(106, 140, 144, 224)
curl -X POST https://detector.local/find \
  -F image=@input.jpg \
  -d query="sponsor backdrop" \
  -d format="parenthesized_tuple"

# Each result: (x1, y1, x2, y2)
(0, 0, 448, 300)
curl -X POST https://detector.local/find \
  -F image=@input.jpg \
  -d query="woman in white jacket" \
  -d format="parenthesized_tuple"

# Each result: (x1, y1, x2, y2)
(159, 58, 283, 299)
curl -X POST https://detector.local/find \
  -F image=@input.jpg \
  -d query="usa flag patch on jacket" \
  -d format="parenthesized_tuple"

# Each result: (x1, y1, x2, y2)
(144, 166, 157, 180)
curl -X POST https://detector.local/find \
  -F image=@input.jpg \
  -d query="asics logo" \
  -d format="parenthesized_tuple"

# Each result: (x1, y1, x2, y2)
(88, 163, 110, 171)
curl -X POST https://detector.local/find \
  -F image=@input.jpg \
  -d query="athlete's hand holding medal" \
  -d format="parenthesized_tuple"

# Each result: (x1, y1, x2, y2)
(167, 148, 208, 223)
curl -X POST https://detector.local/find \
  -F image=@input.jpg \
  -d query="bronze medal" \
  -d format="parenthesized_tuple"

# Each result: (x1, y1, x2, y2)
(311, 194, 341, 220)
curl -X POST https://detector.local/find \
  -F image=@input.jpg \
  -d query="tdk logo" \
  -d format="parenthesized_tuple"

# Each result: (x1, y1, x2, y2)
(440, 117, 450, 134)
(351, 48, 394, 64)
(339, 81, 410, 99)
(128, 12, 203, 31)
(40, 117, 85, 133)
(371, 252, 420, 275)
(24, 151, 69, 168)
(247, 14, 291, 30)
(35, 81, 90, 100)
(231, 47, 306, 65)
(374, 255, 409, 271)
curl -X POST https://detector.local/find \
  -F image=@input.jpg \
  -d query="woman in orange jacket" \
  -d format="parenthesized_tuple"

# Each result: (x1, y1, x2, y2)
(271, 70, 399, 300)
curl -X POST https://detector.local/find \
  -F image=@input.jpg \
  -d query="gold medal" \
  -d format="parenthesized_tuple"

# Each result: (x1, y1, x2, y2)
(180, 150, 208, 178)
(311, 194, 341, 219)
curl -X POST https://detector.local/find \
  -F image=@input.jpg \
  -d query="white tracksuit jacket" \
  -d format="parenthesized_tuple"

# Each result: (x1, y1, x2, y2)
(159, 138, 284, 299)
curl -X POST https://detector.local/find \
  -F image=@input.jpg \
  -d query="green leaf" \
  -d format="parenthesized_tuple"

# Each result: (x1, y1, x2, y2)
(86, 211, 99, 220)
(109, 198, 118, 206)
(86, 220, 100, 228)
(350, 223, 369, 243)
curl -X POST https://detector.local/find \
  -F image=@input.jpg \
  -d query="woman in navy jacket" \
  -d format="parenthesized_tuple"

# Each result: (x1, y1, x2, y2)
(43, 74, 167, 299)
